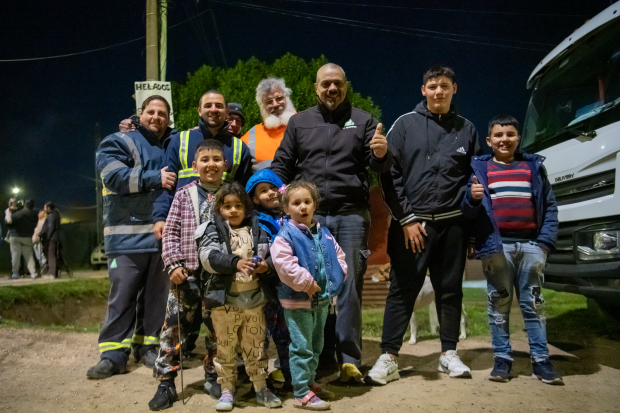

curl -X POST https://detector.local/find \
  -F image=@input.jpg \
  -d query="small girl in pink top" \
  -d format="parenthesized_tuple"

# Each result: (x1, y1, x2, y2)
(270, 181, 347, 411)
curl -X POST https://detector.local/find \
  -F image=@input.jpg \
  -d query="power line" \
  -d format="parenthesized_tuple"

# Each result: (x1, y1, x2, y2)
(212, 0, 554, 51)
(0, 8, 211, 63)
(272, 0, 583, 17)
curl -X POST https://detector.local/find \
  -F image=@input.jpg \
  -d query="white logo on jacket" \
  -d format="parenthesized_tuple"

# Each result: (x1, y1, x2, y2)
(456, 146, 466, 154)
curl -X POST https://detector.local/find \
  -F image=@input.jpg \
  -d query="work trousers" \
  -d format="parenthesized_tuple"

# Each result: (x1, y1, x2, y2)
(10, 236, 36, 278)
(154, 277, 218, 381)
(98, 252, 168, 366)
(381, 218, 467, 355)
(315, 209, 370, 368)
(211, 304, 269, 392)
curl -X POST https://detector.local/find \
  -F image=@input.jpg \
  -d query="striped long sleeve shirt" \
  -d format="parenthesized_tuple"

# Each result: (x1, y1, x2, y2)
(487, 159, 537, 240)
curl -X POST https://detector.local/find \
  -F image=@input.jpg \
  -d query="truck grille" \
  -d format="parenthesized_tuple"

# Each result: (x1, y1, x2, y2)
(553, 170, 615, 206)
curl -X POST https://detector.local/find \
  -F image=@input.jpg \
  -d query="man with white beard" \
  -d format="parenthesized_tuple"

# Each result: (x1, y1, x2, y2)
(241, 77, 296, 172)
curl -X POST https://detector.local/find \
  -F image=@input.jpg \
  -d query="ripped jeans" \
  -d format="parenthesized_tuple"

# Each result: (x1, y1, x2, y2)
(482, 241, 549, 362)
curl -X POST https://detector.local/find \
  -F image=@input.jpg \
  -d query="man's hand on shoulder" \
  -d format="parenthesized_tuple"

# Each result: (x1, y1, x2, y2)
(370, 123, 388, 159)
(119, 119, 136, 132)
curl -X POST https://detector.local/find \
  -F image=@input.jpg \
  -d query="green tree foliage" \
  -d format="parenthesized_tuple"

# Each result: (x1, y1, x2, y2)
(171, 54, 382, 133)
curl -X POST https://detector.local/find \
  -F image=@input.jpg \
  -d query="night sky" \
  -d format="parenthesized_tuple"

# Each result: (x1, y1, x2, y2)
(1, 0, 615, 218)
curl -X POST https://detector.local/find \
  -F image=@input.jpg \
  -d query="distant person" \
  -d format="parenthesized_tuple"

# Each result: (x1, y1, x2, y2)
(6, 199, 38, 279)
(152, 90, 253, 240)
(86, 95, 174, 380)
(40, 202, 61, 279)
(462, 115, 561, 385)
(226, 102, 245, 138)
(33, 208, 48, 270)
(241, 77, 297, 171)
(271, 63, 392, 382)
(367, 64, 479, 385)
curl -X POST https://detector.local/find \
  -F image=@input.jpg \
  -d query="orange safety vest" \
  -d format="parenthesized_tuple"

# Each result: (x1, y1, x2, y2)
(241, 123, 286, 171)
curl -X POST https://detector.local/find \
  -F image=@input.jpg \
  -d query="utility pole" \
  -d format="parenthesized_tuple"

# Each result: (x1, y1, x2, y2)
(160, 0, 168, 81)
(146, 0, 159, 80)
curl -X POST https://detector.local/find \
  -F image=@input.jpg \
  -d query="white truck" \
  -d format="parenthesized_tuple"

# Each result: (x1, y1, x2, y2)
(522, 4, 620, 319)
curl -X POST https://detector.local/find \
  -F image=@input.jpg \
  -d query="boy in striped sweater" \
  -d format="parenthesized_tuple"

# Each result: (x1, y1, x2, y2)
(461, 116, 562, 385)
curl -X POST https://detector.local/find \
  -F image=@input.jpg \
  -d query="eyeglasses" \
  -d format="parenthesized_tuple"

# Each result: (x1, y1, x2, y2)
(264, 95, 285, 106)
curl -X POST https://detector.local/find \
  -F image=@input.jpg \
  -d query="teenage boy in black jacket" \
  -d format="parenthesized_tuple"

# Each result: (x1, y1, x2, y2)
(367, 65, 480, 385)
(271, 63, 393, 382)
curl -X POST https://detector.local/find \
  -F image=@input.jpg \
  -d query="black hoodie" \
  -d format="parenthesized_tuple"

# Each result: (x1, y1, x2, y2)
(381, 100, 480, 226)
(271, 98, 393, 215)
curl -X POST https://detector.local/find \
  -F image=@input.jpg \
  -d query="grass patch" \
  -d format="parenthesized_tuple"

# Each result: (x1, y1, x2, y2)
(0, 318, 101, 334)
(362, 288, 617, 341)
(0, 278, 110, 313)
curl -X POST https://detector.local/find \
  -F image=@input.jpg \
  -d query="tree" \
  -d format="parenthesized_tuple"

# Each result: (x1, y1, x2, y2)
(171, 54, 382, 133)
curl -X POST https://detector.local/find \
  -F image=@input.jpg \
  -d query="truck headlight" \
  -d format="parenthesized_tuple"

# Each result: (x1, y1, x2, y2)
(575, 223, 620, 261)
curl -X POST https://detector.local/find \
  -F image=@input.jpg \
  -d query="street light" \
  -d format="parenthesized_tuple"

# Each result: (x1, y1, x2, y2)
(12, 188, 19, 194)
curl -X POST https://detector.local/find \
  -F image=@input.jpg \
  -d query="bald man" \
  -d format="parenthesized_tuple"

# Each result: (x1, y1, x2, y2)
(271, 63, 393, 383)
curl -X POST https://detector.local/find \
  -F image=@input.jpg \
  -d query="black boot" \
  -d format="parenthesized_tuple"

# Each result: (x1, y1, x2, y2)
(148, 382, 178, 411)
(204, 372, 222, 399)
(139, 348, 158, 369)
(86, 359, 127, 380)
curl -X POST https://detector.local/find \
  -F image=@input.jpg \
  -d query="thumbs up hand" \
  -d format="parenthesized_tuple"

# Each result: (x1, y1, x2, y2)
(370, 122, 388, 159)
(471, 175, 484, 200)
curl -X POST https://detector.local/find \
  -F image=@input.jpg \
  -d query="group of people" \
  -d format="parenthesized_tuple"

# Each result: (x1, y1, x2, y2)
(3, 199, 61, 279)
(87, 62, 563, 412)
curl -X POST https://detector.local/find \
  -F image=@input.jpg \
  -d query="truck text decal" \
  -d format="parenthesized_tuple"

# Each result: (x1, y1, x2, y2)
(555, 174, 574, 183)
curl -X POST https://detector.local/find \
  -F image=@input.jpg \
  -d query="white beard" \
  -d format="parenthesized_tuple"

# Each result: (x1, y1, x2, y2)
(260, 97, 296, 130)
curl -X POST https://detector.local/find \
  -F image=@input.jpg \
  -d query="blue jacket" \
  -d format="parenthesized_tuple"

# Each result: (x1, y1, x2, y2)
(153, 119, 253, 222)
(96, 127, 167, 255)
(460, 153, 558, 259)
(271, 220, 346, 306)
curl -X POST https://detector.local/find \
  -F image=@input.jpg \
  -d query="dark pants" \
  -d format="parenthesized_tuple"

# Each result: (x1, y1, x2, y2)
(381, 218, 466, 355)
(315, 209, 370, 368)
(264, 300, 292, 381)
(45, 241, 58, 277)
(97, 252, 169, 366)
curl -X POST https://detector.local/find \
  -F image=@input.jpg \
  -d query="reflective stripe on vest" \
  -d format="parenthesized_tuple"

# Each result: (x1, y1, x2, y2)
(247, 126, 257, 158)
(224, 137, 242, 183)
(178, 131, 198, 179)
(177, 131, 242, 182)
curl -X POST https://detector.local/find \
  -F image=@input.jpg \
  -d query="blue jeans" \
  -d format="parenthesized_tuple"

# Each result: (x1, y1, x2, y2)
(314, 209, 370, 367)
(482, 241, 549, 362)
(283, 300, 329, 399)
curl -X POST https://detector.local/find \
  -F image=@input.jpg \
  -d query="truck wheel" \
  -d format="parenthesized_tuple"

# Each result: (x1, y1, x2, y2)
(92, 264, 101, 271)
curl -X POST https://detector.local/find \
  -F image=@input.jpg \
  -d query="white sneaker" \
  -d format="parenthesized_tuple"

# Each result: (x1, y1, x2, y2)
(366, 354, 400, 385)
(438, 350, 471, 378)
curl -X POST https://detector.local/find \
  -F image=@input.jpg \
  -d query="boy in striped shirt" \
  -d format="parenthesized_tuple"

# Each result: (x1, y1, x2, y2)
(461, 116, 562, 385)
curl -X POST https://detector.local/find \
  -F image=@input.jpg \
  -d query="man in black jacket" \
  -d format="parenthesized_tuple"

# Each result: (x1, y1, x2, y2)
(271, 63, 393, 382)
(367, 65, 480, 385)
(6, 199, 38, 279)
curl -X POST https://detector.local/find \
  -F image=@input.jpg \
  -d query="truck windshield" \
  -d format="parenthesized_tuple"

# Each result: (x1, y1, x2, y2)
(522, 19, 620, 153)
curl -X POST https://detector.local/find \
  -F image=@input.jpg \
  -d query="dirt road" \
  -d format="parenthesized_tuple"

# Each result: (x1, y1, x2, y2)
(1, 326, 618, 413)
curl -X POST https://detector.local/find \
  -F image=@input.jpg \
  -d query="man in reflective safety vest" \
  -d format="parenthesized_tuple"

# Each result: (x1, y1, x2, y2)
(241, 77, 297, 172)
(153, 90, 253, 239)
(87, 95, 176, 380)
